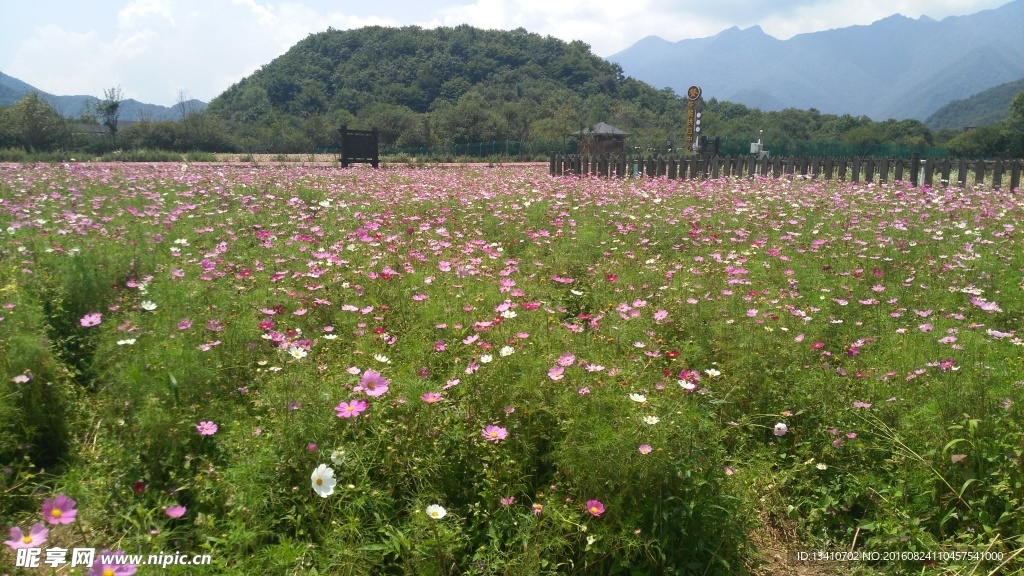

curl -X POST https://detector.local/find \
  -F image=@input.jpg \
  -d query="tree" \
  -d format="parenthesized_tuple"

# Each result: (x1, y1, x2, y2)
(8, 93, 67, 152)
(95, 86, 124, 146)
(1002, 91, 1024, 158)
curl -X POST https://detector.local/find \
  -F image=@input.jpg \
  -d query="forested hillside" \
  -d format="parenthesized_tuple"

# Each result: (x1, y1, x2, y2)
(926, 78, 1024, 130)
(207, 25, 689, 151)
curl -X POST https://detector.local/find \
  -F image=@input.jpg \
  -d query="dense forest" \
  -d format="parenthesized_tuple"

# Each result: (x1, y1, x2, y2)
(1, 25, 1022, 159)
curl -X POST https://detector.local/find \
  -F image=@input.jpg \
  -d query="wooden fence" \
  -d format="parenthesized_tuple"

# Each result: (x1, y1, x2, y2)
(549, 153, 1022, 190)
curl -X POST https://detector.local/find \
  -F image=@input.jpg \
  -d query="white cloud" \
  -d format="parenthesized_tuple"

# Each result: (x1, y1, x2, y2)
(118, 0, 176, 28)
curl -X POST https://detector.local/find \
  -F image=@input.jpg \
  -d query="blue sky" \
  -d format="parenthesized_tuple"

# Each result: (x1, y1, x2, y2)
(0, 0, 1011, 106)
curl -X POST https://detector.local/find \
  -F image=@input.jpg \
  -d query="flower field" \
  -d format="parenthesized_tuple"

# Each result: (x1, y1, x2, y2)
(1, 163, 1022, 574)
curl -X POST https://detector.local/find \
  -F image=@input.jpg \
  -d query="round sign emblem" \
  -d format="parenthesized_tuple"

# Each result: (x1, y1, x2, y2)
(687, 85, 702, 101)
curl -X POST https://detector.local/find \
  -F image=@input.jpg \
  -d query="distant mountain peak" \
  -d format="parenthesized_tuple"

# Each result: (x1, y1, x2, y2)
(0, 73, 208, 121)
(713, 25, 769, 38)
(607, 1, 1024, 121)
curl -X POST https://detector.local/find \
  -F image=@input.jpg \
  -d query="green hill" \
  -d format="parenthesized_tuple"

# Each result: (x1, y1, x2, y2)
(206, 25, 689, 151)
(925, 77, 1024, 130)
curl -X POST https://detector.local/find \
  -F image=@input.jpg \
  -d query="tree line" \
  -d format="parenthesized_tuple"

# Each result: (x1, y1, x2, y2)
(1, 25, 1022, 159)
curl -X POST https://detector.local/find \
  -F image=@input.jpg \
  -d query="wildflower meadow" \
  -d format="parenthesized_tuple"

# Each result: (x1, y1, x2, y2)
(1, 162, 1022, 574)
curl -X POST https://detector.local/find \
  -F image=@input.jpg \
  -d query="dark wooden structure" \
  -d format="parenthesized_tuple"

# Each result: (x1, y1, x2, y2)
(339, 126, 379, 168)
(549, 152, 1022, 191)
(570, 122, 630, 156)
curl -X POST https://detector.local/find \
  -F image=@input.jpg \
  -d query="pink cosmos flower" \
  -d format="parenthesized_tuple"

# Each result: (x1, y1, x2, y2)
(335, 399, 368, 418)
(586, 499, 605, 517)
(90, 550, 138, 575)
(500, 496, 515, 506)
(80, 312, 102, 327)
(177, 318, 193, 330)
(360, 370, 390, 397)
(420, 392, 442, 403)
(196, 421, 218, 436)
(42, 494, 77, 525)
(4, 522, 48, 549)
(852, 401, 872, 409)
(165, 505, 186, 518)
(556, 352, 576, 367)
(482, 425, 508, 442)
(638, 444, 653, 454)
(548, 366, 565, 381)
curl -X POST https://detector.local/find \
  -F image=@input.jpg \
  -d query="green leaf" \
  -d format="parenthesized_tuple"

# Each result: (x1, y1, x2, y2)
(958, 478, 979, 498)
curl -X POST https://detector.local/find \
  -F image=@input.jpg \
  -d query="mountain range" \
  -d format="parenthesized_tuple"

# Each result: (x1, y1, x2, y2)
(0, 71, 207, 122)
(607, 0, 1024, 122)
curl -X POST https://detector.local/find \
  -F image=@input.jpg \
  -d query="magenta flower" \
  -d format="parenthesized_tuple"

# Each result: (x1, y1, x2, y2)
(482, 425, 508, 442)
(196, 421, 218, 436)
(335, 399, 368, 418)
(4, 522, 48, 549)
(360, 369, 390, 397)
(42, 494, 77, 525)
(420, 392, 442, 403)
(585, 499, 605, 517)
(177, 318, 193, 330)
(90, 550, 138, 575)
(500, 496, 515, 506)
(80, 312, 102, 327)
(165, 505, 186, 518)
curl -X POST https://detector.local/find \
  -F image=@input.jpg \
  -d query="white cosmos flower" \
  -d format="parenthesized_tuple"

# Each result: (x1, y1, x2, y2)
(311, 464, 336, 498)
(643, 415, 660, 425)
(330, 449, 346, 465)
(704, 368, 721, 377)
(629, 393, 647, 403)
(501, 310, 517, 319)
(117, 339, 136, 346)
(426, 504, 447, 519)
(499, 346, 515, 356)
(479, 354, 493, 363)
(374, 354, 391, 364)
(288, 346, 307, 360)
(140, 301, 157, 311)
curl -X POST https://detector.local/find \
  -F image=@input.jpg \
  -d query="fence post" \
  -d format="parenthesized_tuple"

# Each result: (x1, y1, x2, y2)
(940, 158, 951, 186)
(958, 158, 968, 188)
(974, 160, 985, 186)
(910, 153, 921, 186)
(923, 158, 934, 187)
(992, 160, 1004, 190)
(1010, 159, 1021, 192)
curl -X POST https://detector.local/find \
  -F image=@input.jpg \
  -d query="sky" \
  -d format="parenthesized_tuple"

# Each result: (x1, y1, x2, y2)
(0, 0, 1013, 107)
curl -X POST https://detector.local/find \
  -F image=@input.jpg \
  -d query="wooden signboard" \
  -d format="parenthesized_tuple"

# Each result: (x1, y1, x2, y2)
(339, 126, 379, 168)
